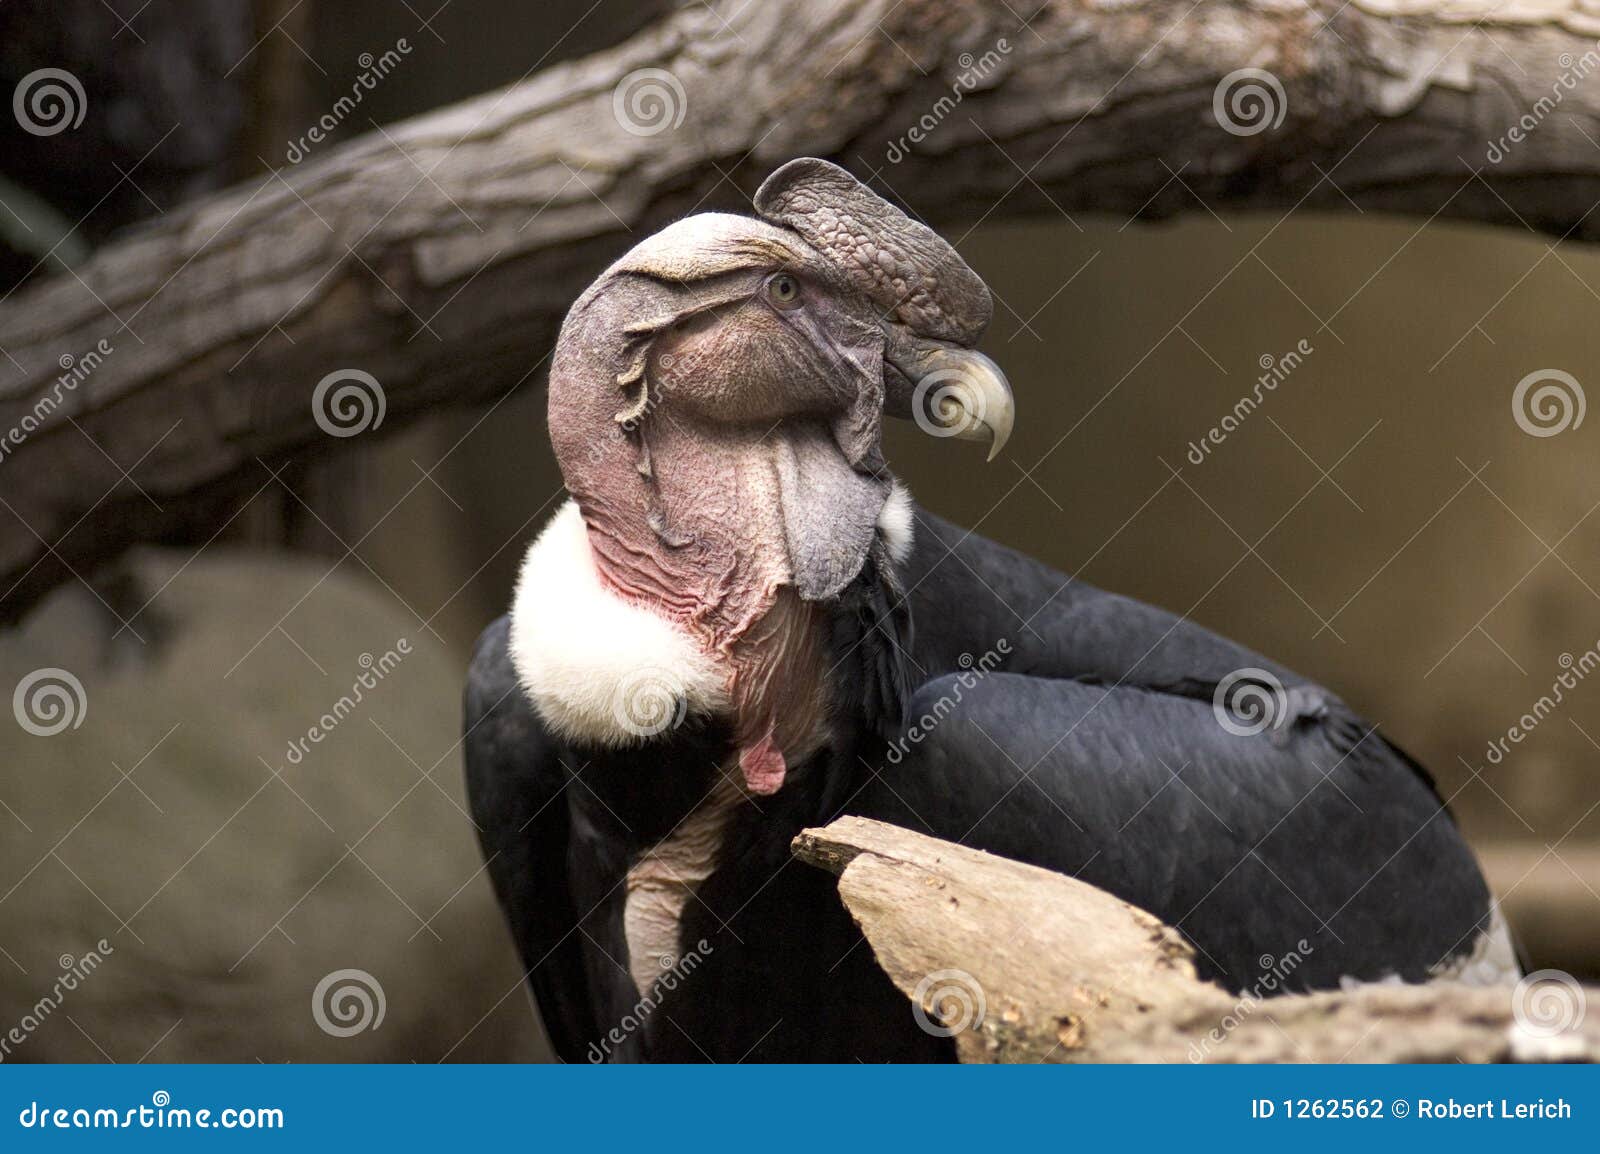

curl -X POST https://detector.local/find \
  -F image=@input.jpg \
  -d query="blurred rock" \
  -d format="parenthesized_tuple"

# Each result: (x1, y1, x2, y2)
(0, 547, 545, 1062)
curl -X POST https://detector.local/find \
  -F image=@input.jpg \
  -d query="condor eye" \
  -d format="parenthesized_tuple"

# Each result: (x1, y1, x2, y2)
(766, 273, 802, 309)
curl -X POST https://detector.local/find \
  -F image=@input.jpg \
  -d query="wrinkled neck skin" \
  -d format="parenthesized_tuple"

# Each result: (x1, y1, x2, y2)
(570, 415, 835, 795)
(582, 418, 787, 648)
(546, 267, 892, 794)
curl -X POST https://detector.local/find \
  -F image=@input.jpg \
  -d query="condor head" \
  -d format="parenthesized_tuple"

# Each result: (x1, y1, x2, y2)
(531, 159, 1012, 793)
(548, 158, 1011, 604)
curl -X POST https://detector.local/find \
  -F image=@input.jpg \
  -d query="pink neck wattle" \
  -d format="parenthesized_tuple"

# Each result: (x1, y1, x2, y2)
(576, 443, 831, 796)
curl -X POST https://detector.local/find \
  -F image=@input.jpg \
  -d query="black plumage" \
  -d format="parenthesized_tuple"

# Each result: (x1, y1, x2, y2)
(464, 504, 1496, 1062)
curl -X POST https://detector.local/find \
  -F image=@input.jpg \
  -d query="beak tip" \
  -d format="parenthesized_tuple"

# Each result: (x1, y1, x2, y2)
(894, 343, 1015, 461)
(983, 414, 1014, 463)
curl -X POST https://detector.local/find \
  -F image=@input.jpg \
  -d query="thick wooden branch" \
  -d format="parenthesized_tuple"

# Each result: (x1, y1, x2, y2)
(8, 0, 1600, 618)
(794, 816, 1600, 1063)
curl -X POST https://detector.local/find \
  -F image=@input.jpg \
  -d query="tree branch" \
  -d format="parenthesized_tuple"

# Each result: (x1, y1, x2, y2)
(6, 0, 1600, 619)
(795, 816, 1600, 1063)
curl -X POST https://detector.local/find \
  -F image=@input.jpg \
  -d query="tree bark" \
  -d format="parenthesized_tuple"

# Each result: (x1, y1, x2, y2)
(794, 816, 1600, 1063)
(6, 0, 1600, 620)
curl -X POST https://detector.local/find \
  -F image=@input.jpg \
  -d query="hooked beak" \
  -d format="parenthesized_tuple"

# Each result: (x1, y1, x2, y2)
(885, 338, 1015, 462)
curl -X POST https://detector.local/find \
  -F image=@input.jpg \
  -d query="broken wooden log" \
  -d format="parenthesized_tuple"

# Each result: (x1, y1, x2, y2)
(793, 816, 1600, 1063)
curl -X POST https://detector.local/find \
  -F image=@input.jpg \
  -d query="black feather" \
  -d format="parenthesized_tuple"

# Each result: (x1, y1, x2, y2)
(464, 502, 1502, 1061)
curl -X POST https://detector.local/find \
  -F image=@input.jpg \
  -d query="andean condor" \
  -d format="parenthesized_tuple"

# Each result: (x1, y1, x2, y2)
(464, 158, 1516, 1063)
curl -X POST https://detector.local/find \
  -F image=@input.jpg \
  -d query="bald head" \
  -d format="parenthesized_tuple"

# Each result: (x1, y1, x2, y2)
(540, 158, 1016, 793)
